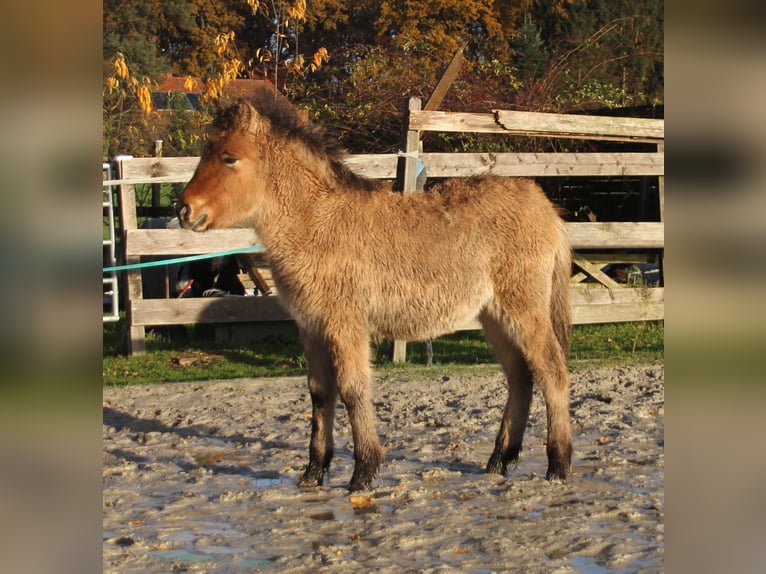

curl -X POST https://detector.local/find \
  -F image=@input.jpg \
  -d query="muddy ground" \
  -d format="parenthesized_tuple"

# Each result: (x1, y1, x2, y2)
(103, 363, 664, 573)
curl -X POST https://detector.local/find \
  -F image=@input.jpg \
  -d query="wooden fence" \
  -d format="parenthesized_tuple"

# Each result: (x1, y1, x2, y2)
(112, 100, 664, 357)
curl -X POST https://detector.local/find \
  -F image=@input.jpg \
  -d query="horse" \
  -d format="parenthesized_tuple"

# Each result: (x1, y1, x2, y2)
(176, 88, 573, 491)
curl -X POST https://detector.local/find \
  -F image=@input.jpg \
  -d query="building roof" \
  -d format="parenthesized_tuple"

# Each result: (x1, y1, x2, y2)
(155, 74, 275, 97)
(152, 74, 281, 111)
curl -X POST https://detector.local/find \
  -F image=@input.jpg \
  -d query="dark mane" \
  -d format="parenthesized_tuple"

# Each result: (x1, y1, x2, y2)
(214, 88, 379, 192)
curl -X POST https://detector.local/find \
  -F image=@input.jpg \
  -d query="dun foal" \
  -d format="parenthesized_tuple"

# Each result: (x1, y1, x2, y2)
(177, 90, 573, 491)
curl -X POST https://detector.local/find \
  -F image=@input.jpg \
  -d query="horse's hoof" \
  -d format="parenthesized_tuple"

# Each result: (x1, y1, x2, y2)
(348, 467, 377, 491)
(485, 446, 520, 475)
(347, 477, 373, 492)
(485, 455, 507, 475)
(545, 462, 571, 483)
(299, 465, 326, 487)
(545, 443, 572, 482)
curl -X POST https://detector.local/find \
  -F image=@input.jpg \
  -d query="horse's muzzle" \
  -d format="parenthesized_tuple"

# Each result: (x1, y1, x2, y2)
(175, 201, 208, 231)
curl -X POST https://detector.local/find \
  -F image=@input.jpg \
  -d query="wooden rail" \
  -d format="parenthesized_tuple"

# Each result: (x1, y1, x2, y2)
(114, 102, 663, 355)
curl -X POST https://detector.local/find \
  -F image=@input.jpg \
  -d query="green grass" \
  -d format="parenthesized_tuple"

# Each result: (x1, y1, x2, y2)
(103, 319, 663, 386)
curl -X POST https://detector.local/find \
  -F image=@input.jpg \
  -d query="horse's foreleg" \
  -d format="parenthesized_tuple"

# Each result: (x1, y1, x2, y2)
(299, 335, 337, 487)
(331, 333, 383, 491)
(481, 314, 534, 474)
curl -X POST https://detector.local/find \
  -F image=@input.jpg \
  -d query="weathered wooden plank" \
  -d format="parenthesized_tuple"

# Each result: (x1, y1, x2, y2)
(566, 222, 664, 249)
(570, 285, 664, 325)
(454, 287, 663, 329)
(131, 296, 290, 326)
(494, 110, 664, 142)
(572, 255, 623, 290)
(117, 156, 200, 181)
(419, 152, 664, 177)
(111, 150, 664, 184)
(126, 222, 662, 256)
(401, 97, 422, 194)
(570, 286, 664, 305)
(571, 300, 664, 324)
(409, 111, 507, 134)
(134, 288, 662, 328)
(409, 110, 664, 142)
(116, 161, 146, 354)
(344, 154, 398, 178)
(126, 228, 262, 256)
(423, 44, 465, 111)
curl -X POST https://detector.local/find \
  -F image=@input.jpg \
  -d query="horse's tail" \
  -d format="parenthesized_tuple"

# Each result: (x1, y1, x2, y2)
(551, 218, 572, 357)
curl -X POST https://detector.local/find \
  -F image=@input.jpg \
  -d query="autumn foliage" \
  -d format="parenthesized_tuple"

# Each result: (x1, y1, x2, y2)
(103, 0, 662, 157)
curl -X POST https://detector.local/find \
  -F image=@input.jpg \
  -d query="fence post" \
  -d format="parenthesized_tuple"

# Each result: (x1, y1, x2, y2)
(657, 142, 665, 286)
(151, 140, 163, 212)
(392, 96, 422, 363)
(116, 156, 147, 355)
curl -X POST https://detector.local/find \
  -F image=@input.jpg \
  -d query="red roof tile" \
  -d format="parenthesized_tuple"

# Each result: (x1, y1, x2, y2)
(155, 74, 275, 98)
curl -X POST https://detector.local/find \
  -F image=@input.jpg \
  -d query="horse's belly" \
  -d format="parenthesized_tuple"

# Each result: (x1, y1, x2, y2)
(367, 285, 491, 340)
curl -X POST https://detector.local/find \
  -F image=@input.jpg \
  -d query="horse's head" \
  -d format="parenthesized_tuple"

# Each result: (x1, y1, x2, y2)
(176, 99, 271, 231)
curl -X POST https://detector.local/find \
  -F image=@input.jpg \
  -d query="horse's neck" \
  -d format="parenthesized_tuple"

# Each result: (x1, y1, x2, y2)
(253, 172, 326, 253)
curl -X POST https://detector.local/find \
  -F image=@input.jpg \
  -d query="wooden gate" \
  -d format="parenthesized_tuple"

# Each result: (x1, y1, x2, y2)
(112, 102, 663, 357)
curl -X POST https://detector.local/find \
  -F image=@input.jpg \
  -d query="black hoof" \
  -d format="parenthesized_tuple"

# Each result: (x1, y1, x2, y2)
(545, 466, 569, 483)
(485, 447, 520, 475)
(545, 443, 572, 482)
(485, 453, 507, 475)
(299, 464, 327, 487)
(348, 460, 379, 492)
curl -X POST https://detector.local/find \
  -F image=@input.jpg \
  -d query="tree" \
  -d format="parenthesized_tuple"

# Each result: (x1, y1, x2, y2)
(103, 0, 663, 157)
(376, 0, 507, 62)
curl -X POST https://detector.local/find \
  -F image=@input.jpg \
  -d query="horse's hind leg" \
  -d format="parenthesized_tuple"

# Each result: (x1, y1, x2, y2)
(480, 312, 534, 475)
(514, 316, 572, 481)
(299, 331, 338, 487)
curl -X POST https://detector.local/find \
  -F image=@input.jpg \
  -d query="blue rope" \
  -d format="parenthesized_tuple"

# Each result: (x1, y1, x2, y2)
(103, 245, 266, 273)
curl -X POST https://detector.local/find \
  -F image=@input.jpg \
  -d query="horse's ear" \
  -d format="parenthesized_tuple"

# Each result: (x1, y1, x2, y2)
(238, 101, 268, 136)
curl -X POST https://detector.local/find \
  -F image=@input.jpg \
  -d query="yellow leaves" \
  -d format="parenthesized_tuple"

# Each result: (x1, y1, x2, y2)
(183, 75, 196, 92)
(137, 84, 153, 116)
(105, 53, 154, 116)
(309, 47, 329, 72)
(245, 0, 260, 15)
(255, 47, 272, 63)
(113, 53, 129, 80)
(215, 31, 236, 57)
(201, 57, 243, 106)
(287, 0, 307, 23)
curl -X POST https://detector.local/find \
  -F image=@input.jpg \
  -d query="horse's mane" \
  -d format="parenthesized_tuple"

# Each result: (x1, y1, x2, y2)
(213, 88, 379, 192)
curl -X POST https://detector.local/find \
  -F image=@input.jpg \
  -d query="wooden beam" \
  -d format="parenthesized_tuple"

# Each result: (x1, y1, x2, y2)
(423, 44, 465, 111)
(417, 152, 664, 178)
(118, 156, 200, 180)
(494, 110, 664, 142)
(408, 111, 507, 134)
(343, 154, 398, 179)
(131, 296, 290, 326)
(408, 110, 664, 142)
(393, 97, 423, 362)
(126, 222, 663, 256)
(453, 287, 664, 330)
(566, 222, 664, 249)
(111, 151, 665, 185)
(572, 255, 623, 290)
(126, 228, 262, 256)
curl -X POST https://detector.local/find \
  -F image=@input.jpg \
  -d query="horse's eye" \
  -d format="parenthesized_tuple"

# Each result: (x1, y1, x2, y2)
(221, 155, 238, 166)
